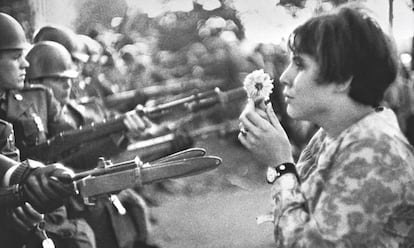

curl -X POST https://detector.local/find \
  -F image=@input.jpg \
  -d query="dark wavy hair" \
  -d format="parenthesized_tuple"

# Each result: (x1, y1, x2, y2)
(287, 4, 398, 107)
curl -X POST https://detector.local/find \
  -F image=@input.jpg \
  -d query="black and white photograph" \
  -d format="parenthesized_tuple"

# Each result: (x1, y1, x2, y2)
(0, 0, 413, 247)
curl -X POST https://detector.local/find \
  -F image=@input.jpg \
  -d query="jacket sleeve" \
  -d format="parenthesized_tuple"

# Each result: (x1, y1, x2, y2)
(0, 120, 20, 164)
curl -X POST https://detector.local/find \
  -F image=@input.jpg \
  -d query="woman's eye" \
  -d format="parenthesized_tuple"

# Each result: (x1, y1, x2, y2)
(292, 57, 304, 70)
(294, 61, 304, 69)
(294, 60, 304, 70)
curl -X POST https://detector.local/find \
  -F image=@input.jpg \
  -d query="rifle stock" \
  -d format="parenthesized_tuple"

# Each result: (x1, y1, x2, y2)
(23, 87, 246, 163)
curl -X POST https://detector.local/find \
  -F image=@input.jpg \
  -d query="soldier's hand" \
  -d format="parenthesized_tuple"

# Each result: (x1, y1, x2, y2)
(124, 109, 149, 134)
(21, 163, 75, 213)
(124, 109, 170, 138)
(4, 203, 43, 236)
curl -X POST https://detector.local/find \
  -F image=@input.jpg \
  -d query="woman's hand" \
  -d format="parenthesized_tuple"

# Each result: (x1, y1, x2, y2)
(238, 100, 293, 166)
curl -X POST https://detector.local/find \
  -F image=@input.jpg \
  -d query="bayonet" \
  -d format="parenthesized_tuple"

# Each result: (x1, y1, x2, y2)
(70, 148, 221, 203)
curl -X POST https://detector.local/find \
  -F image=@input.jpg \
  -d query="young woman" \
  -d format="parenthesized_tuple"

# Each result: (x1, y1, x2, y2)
(239, 4, 414, 247)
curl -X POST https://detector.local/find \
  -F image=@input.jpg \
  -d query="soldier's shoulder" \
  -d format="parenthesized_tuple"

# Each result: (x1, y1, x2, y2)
(77, 96, 100, 105)
(0, 119, 13, 132)
(21, 83, 50, 92)
(76, 96, 106, 110)
(20, 84, 53, 98)
(0, 119, 11, 126)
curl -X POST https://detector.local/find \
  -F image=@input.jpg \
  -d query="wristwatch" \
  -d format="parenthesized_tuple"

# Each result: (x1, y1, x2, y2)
(266, 162, 299, 184)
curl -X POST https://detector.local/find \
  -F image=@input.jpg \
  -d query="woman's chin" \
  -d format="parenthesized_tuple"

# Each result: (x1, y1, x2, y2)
(286, 107, 300, 120)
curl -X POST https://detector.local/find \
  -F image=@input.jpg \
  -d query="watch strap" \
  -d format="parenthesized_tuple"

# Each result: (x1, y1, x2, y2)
(9, 160, 32, 185)
(267, 162, 300, 184)
(9, 160, 42, 185)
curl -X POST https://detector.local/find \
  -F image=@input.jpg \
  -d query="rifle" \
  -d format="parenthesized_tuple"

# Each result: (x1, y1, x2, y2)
(71, 148, 221, 204)
(124, 119, 240, 162)
(104, 78, 224, 111)
(23, 87, 247, 163)
(0, 148, 221, 207)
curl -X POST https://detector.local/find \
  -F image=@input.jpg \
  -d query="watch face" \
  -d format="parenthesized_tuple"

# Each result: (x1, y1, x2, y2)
(266, 167, 278, 183)
(279, 173, 297, 190)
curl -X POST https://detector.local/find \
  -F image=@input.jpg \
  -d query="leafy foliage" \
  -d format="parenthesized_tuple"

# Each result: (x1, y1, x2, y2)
(0, 0, 35, 38)
(74, 0, 128, 35)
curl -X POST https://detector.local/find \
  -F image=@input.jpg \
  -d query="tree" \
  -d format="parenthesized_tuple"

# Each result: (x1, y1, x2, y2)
(277, 0, 396, 28)
(0, 0, 36, 38)
(74, 0, 128, 34)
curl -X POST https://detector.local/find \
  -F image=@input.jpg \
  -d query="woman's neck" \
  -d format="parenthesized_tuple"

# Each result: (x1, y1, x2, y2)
(319, 101, 374, 138)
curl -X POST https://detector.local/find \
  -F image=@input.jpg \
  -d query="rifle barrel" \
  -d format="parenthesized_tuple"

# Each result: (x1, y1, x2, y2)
(187, 87, 247, 112)
(141, 89, 218, 118)
(73, 157, 141, 180)
(104, 79, 224, 110)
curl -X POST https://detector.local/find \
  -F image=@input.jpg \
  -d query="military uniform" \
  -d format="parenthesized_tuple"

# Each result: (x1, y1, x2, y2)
(0, 119, 33, 248)
(0, 85, 96, 248)
(0, 84, 74, 160)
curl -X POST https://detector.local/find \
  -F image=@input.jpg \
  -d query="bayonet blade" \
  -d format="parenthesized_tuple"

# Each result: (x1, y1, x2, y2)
(151, 147, 206, 163)
(74, 156, 221, 198)
(141, 156, 221, 184)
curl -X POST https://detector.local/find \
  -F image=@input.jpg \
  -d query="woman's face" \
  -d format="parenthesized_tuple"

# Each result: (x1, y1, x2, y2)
(279, 52, 334, 123)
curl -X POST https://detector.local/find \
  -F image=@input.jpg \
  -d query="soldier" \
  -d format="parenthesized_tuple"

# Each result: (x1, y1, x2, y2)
(0, 12, 96, 248)
(25, 40, 159, 248)
(0, 118, 78, 248)
(33, 25, 119, 101)
(32, 25, 89, 73)
(25, 40, 155, 167)
(0, 18, 77, 159)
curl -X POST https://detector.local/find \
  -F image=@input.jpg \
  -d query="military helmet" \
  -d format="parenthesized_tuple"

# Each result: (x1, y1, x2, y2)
(78, 34, 102, 63)
(25, 41, 78, 80)
(33, 25, 89, 63)
(0, 12, 29, 50)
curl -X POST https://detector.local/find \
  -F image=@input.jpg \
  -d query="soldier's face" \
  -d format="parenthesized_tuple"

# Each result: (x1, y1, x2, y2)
(42, 77, 72, 102)
(0, 50, 29, 90)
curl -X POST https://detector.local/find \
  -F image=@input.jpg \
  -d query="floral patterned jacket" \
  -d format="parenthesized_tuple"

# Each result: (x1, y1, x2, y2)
(271, 107, 414, 247)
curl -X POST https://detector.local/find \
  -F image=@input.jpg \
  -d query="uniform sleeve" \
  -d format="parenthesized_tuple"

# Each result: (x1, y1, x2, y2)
(0, 121, 20, 162)
(272, 137, 414, 247)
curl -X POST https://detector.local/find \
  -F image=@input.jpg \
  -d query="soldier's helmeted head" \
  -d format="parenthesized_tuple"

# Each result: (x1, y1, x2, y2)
(33, 25, 89, 68)
(26, 41, 78, 102)
(0, 12, 30, 90)
(78, 34, 102, 63)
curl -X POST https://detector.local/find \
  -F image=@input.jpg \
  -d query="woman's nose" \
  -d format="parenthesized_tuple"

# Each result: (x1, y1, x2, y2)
(279, 68, 292, 87)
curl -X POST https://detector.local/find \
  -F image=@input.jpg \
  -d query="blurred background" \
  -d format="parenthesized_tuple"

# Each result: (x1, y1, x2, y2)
(1, 0, 413, 247)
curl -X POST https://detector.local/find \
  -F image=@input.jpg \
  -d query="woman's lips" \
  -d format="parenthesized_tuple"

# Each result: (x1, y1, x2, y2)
(284, 94, 293, 103)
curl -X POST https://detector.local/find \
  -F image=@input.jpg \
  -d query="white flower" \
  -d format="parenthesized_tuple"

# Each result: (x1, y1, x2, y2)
(243, 69, 274, 102)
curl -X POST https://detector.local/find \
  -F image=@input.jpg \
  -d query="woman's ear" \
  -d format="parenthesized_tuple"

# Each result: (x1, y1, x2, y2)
(333, 77, 352, 94)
